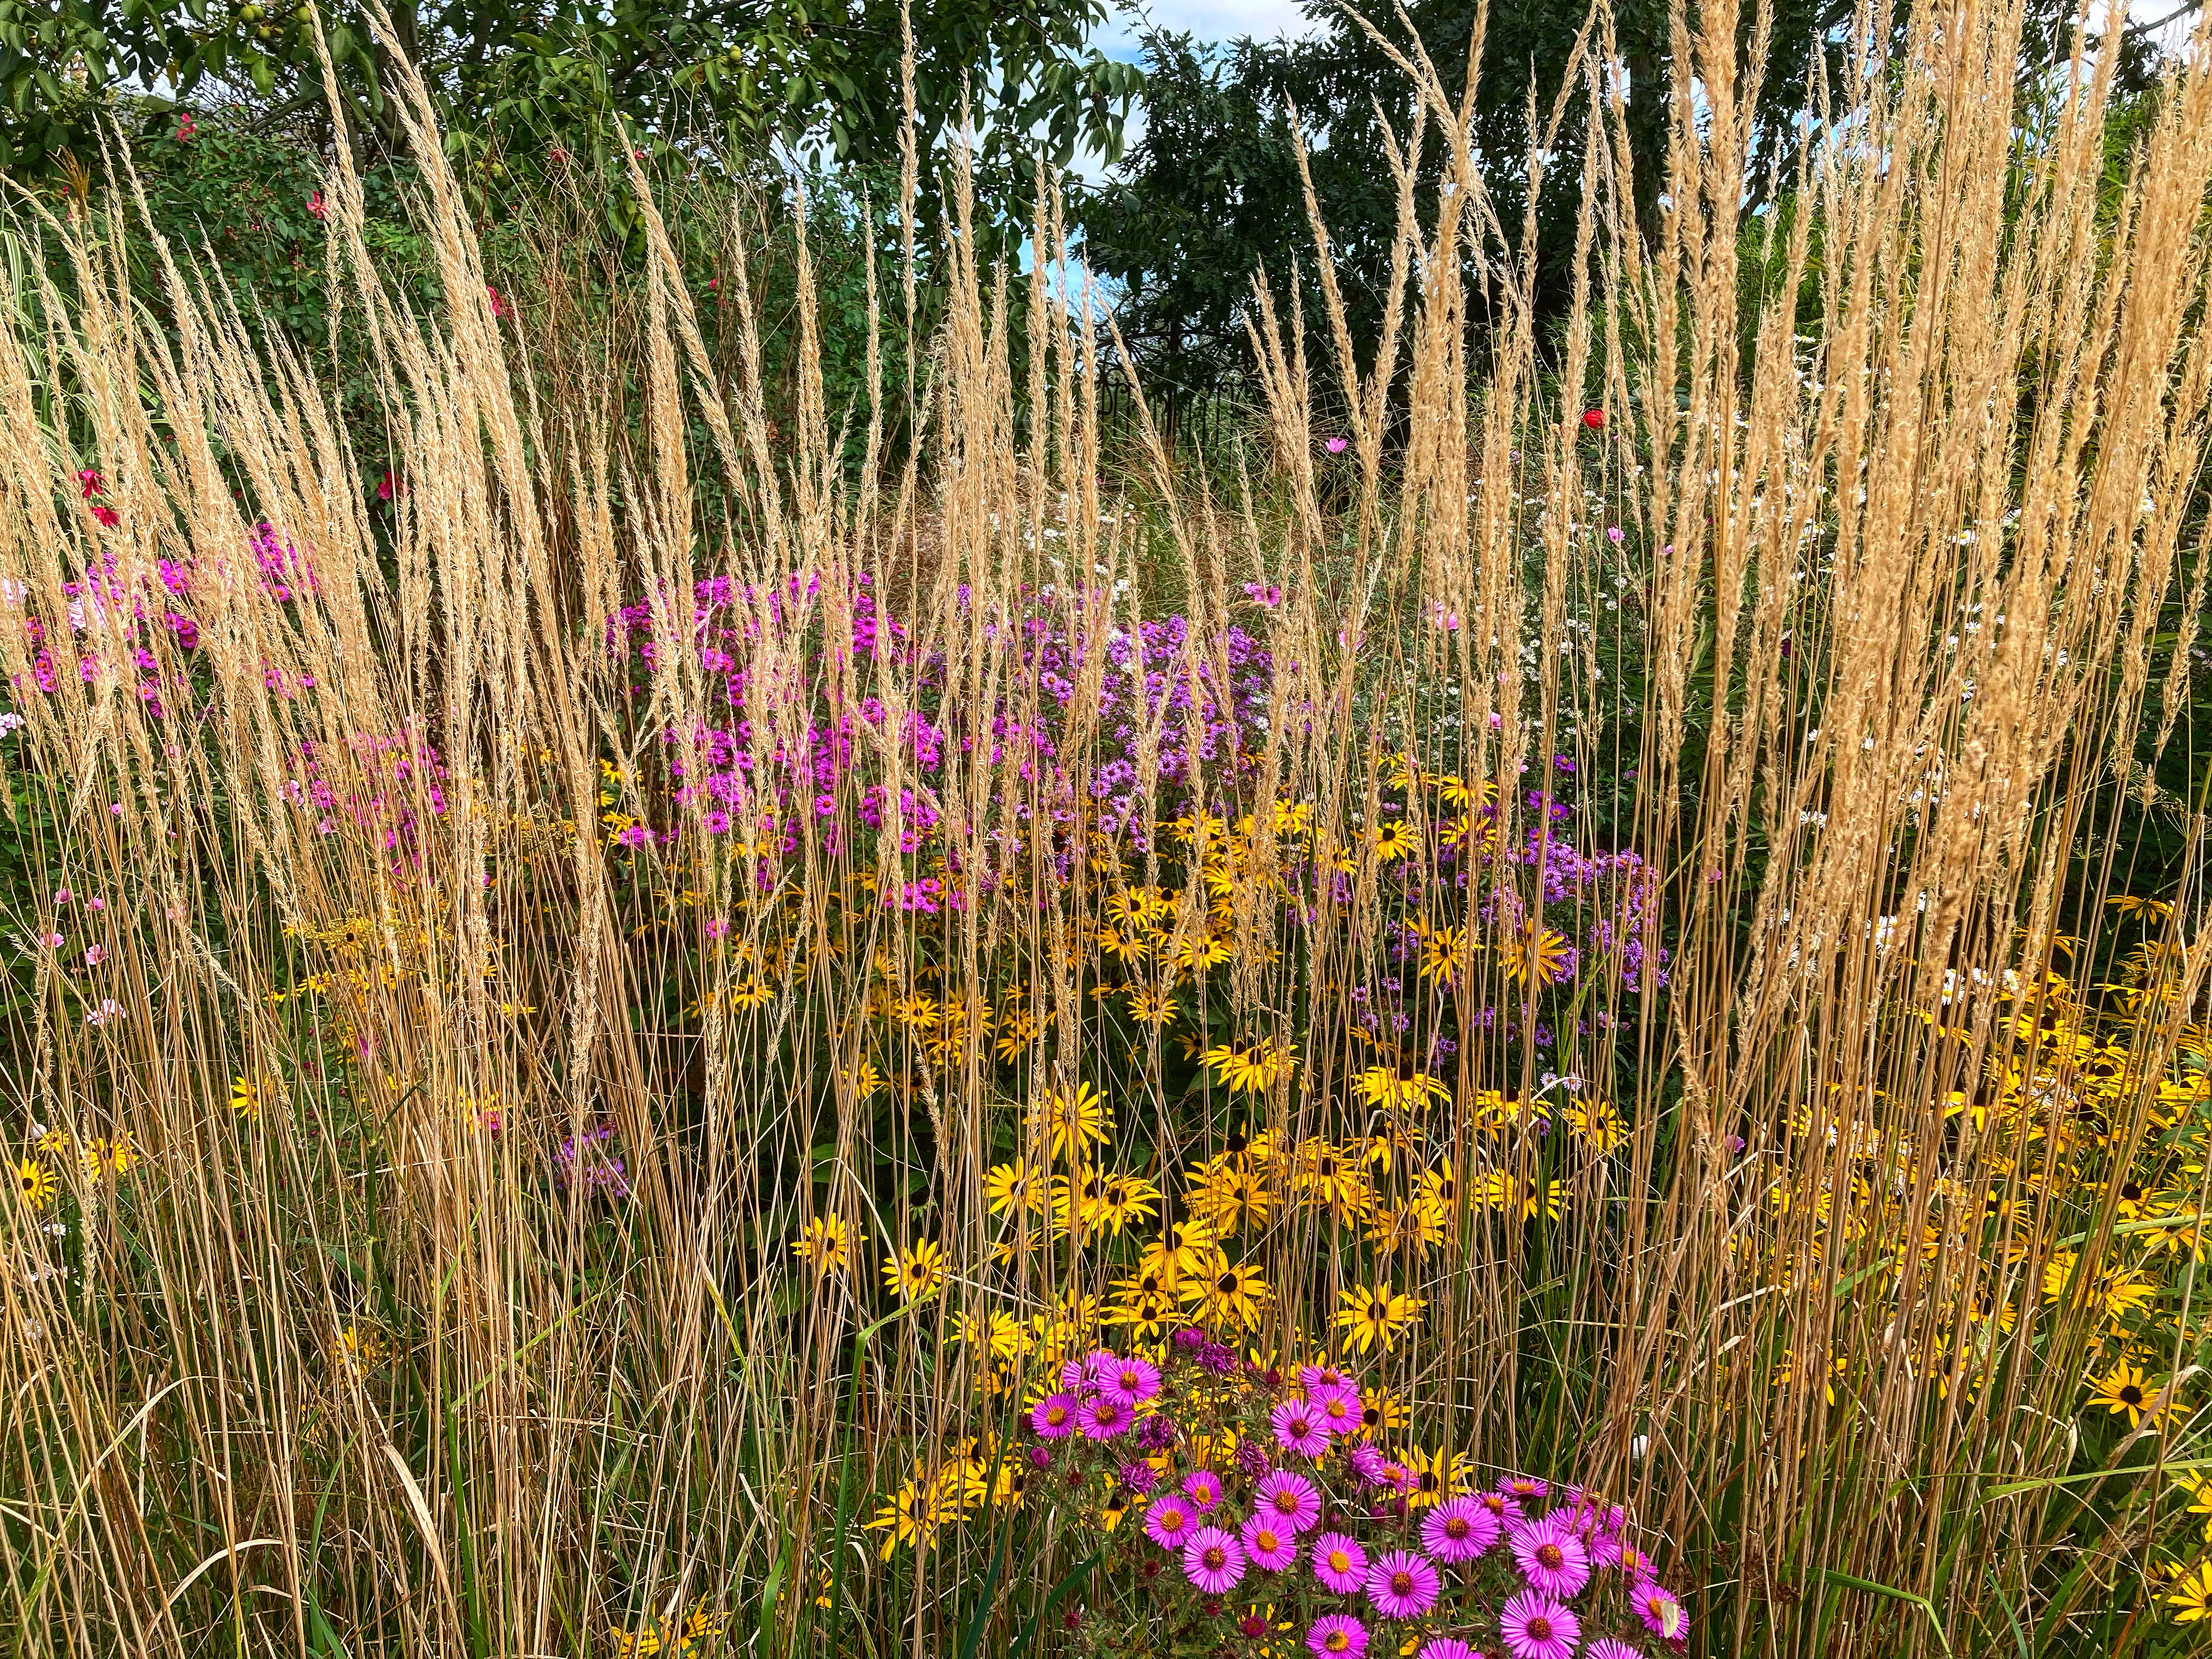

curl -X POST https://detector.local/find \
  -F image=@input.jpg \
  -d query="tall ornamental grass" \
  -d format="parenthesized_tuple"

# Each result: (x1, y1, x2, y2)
(3, 1, 2211, 1654)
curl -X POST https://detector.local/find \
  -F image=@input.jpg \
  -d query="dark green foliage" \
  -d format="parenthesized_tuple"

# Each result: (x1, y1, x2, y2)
(2, 0, 1141, 223)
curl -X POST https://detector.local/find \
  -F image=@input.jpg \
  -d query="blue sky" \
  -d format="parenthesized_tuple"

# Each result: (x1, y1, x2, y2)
(1096, 0, 1321, 58)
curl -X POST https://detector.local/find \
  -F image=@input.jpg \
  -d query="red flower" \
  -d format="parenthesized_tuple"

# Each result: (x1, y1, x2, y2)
(91, 504, 120, 528)
(1581, 407, 1605, 430)
(77, 469, 104, 499)
(485, 284, 506, 319)
(174, 111, 198, 143)
(376, 471, 397, 503)
(308, 191, 328, 220)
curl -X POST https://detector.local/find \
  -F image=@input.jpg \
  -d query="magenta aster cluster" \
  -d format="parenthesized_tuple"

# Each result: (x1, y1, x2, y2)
(996, 1330, 1690, 1659)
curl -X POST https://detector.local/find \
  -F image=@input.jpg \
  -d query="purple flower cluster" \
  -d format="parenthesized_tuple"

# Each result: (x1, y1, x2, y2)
(553, 1120, 631, 1200)
(603, 573, 1279, 882)
(1020, 1338, 1688, 1659)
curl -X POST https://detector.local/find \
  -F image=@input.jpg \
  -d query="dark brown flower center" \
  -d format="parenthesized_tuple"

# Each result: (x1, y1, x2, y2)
(1391, 1572, 1414, 1595)
(1537, 1543, 1564, 1568)
(1446, 1517, 1469, 1539)
(1203, 1547, 1226, 1570)
(1527, 1616, 1554, 1641)
(2121, 1385, 2145, 1405)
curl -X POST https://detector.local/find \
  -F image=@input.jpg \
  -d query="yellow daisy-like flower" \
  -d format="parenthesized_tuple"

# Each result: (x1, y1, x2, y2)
(335, 1322, 388, 1372)
(1033, 1082, 1112, 1162)
(2085, 1360, 2159, 1428)
(1126, 986, 1176, 1025)
(1091, 1171, 1160, 1238)
(1105, 1269, 1181, 1339)
(985, 1157, 1048, 1218)
(2167, 1559, 2212, 1622)
(864, 1479, 940, 1558)
(1333, 1284, 1426, 1355)
(1352, 1066, 1451, 1113)
(1415, 923, 1477, 988)
(1356, 1386, 1407, 1438)
(1564, 1097, 1629, 1155)
(15, 1158, 55, 1210)
(230, 1076, 262, 1119)
(1499, 924, 1575, 988)
(1370, 819, 1421, 862)
(1290, 1138, 1375, 1220)
(792, 1214, 857, 1276)
(1364, 1193, 1451, 1261)
(678, 1602, 730, 1647)
(883, 1239, 946, 1304)
(1205, 1040, 1294, 1096)
(1395, 1444, 1471, 1508)
(1191, 1155, 1276, 1232)
(1186, 1253, 1269, 1329)
(1481, 1169, 1566, 1222)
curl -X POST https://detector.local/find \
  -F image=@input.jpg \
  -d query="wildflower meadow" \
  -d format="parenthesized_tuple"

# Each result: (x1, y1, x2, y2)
(4, 2, 2212, 1656)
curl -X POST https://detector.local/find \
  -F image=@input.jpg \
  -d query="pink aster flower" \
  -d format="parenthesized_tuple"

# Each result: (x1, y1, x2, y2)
(1102, 1352, 1162, 1407)
(1240, 1514, 1299, 1571)
(1182, 1526, 1247, 1594)
(1501, 1475, 1549, 1503)
(1476, 1488, 1523, 1526)
(1183, 1469, 1223, 1509)
(1603, 1538, 1656, 1579)
(1299, 1363, 1357, 1394)
(1144, 1495, 1195, 1549)
(1307, 1613, 1369, 1657)
(1079, 1394, 1133, 1440)
(1632, 1578, 1688, 1641)
(1347, 1444, 1392, 1485)
(1030, 1392, 1078, 1438)
(1500, 1591, 1579, 1659)
(1364, 1549, 1440, 1620)
(1270, 1399, 1330, 1457)
(1417, 1643, 1480, 1659)
(1421, 1495, 1500, 1562)
(1511, 1519, 1591, 1598)
(1311, 1386, 1362, 1437)
(1585, 1641, 1646, 1659)
(1312, 1531, 1368, 1594)
(1255, 1469, 1322, 1533)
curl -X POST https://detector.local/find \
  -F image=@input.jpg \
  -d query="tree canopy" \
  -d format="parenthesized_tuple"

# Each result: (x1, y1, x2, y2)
(2, 0, 1141, 187)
